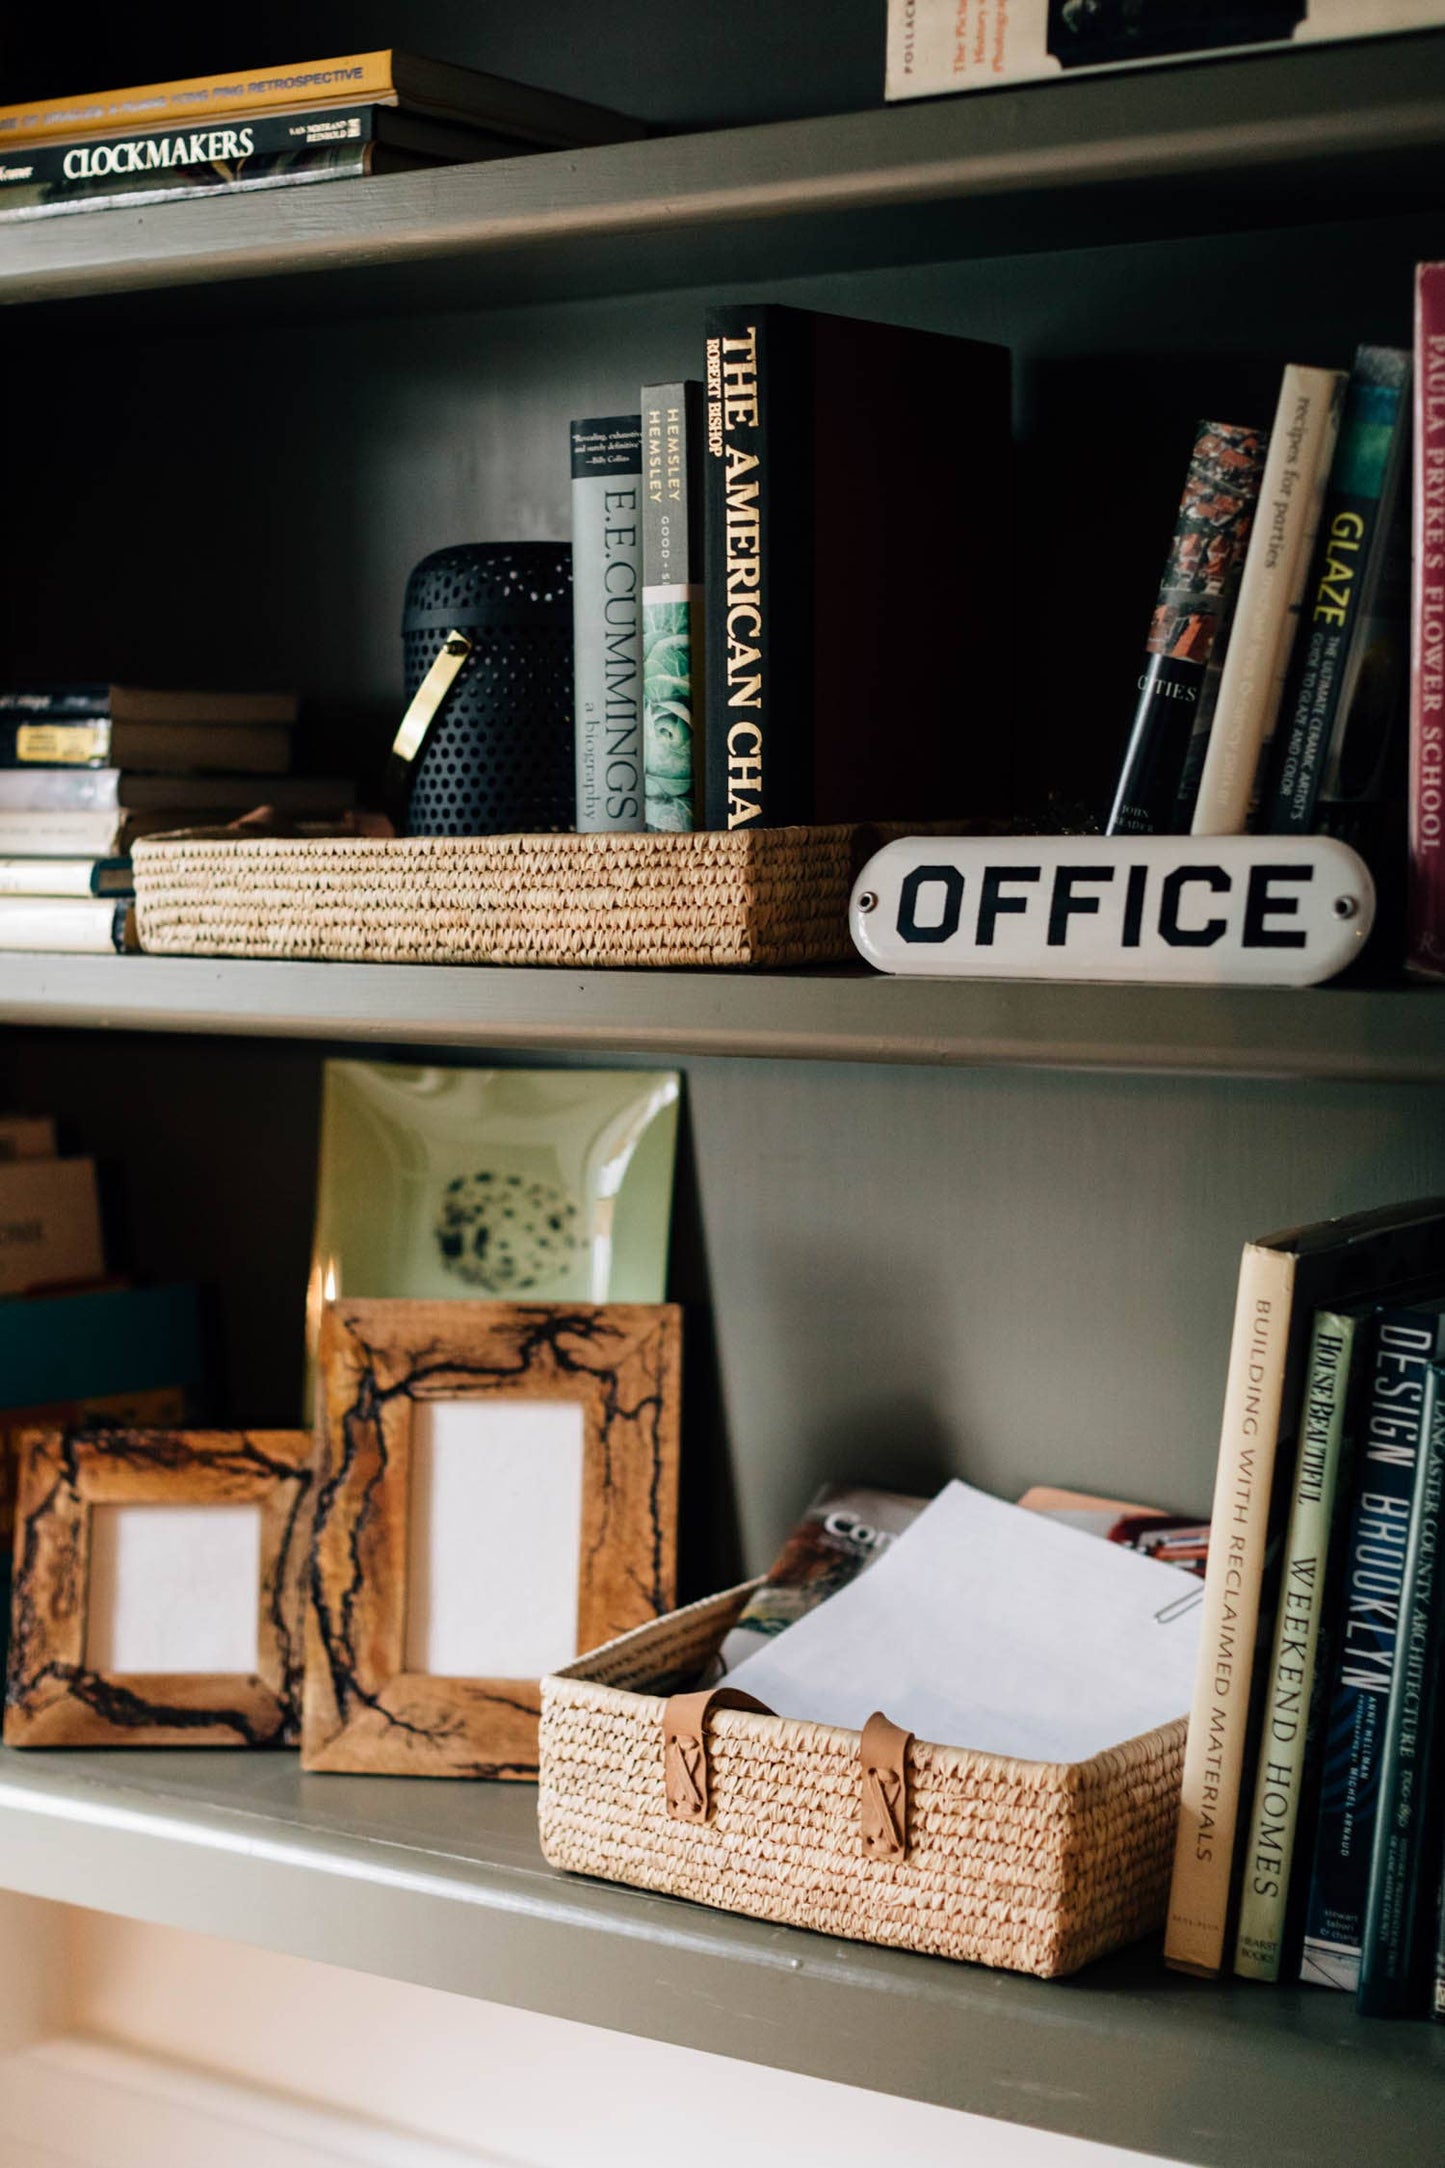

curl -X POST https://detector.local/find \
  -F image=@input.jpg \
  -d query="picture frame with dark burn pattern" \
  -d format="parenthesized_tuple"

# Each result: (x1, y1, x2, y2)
(4, 1429, 314, 1749)
(303, 1298, 681, 1779)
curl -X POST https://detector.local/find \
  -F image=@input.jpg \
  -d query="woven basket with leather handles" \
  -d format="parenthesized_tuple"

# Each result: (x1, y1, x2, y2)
(538, 1582, 1187, 1979)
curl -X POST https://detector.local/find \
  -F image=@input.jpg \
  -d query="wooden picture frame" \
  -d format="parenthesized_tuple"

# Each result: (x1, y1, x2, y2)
(304, 1298, 681, 1779)
(4, 1428, 314, 1748)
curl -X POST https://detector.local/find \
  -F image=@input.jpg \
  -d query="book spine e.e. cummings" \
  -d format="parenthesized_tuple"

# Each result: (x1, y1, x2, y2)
(1165, 1241, 1296, 1979)
(1264, 345, 1411, 836)
(703, 306, 811, 829)
(1233, 1308, 1360, 1982)
(571, 415, 644, 834)
(1409, 266, 1445, 977)
(1107, 418, 1267, 835)
(1357, 1362, 1445, 2016)
(1300, 1307, 1443, 1991)
(641, 381, 704, 832)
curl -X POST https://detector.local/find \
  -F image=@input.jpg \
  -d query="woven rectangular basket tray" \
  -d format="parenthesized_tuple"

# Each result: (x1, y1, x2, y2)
(132, 825, 867, 970)
(538, 1582, 1187, 1979)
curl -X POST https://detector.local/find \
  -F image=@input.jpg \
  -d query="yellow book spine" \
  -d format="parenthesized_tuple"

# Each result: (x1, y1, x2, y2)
(1164, 1241, 1295, 1977)
(0, 53, 396, 146)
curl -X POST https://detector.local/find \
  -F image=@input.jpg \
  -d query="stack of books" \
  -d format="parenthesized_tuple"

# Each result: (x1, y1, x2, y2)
(0, 50, 638, 222)
(1167, 1195, 1445, 2019)
(0, 681, 351, 953)
(0, 1110, 204, 1667)
(569, 310, 1013, 835)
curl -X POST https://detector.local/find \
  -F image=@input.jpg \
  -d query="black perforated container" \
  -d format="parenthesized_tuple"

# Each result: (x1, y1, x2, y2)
(401, 542, 573, 836)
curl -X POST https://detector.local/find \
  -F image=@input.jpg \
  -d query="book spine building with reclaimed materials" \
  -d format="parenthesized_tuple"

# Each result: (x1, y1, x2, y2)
(571, 415, 644, 834)
(1165, 1241, 1295, 1977)
(1108, 419, 1266, 834)
(641, 381, 704, 832)
(1190, 364, 1346, 835)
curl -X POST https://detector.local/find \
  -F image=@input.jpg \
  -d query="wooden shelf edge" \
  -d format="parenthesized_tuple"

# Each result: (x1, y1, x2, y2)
(4, 952, 1445, 1079)
(0, 1747, 1438, 2168)
(3, 31, 1445, 310)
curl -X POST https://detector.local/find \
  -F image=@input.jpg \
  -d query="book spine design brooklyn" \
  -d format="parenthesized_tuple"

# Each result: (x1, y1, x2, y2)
(1409, 265, 1445, 977)
(1233, 1309, 1358, 1981)
(641, 382, 704, 832)
(1107, 419, 1266, 834)
(0, 108, 388, 218)
(1191, 364, 1346, 835)
(1265, 345, 1411, 834)
(1300, 1309, 1439, 1990)
(1165, 1241, 1295, 1978)
(571, 416, 644, 833)
(1357, 1363, 1445, 2015)
(703, 307, 809, 828)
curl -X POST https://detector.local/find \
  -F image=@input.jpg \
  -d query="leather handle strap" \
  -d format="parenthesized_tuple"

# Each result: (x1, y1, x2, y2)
(384, 629, 474, 820)
(661, 1692, 913, 1859)
(860, 1710, 913, 1862)
(662, 1688, 772, 1823)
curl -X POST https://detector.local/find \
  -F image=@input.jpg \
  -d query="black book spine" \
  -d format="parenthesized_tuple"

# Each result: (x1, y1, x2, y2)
(1358, 1364, 1445, 2016)
(1300, 1308, 1443, 1991)
(0, 108, 384, 217)
(1107, 419, 1265, 834)
(703, 306, 811, 829)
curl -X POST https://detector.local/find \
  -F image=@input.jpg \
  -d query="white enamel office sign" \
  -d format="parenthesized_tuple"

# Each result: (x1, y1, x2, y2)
(850, 834, 1375, 988)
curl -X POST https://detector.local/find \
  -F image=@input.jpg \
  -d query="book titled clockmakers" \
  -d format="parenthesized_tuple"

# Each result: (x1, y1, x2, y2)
(571, 415, 644, 833)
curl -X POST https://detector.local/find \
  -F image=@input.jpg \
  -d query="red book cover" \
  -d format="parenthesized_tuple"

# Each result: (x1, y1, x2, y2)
(1410, 263, 1445, 977)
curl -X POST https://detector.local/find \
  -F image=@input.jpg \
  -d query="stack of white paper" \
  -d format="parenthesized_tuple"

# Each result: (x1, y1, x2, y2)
(726, 1480, 1202, 1763)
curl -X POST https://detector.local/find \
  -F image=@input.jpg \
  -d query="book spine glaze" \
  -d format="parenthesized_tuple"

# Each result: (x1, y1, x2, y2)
(1107, 420, 1266, 834)
(641, 382, 703, 832)
(1165, 1242, 1295, 1978)
(1357, 1366, 1445, 2016)
(1234, 1309, 1358, 1981)
(1265, 350, 1411, 834)
(703, 307, 810, 829)
(1300, 1311, 1436, 1990)
(0, 139, 373, 218)
(571, 416, 644, 834)
(1190, 366, 1346, 836)
(1409, 268, 1445, 976)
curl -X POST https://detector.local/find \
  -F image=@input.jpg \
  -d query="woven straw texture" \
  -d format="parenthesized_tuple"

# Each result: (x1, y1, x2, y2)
(132, 827, 862, 969)
(538, 1584, 1187, 1980)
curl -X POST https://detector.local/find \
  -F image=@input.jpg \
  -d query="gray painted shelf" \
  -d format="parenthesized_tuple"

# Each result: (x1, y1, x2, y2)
(0, 1747, 1437, 2168)
(6, 951, 1445, 1077)
(5, 32, 1445, 316)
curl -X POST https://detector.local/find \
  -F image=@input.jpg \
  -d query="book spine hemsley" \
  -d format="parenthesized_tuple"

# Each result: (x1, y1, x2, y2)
(1107, 419, 1266, 834)
(572, 415, 644, 834)
(641, 381, 704, 832)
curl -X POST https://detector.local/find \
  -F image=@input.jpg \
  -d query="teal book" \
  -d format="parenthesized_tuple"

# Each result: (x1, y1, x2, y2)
(1357, 1363, 1445, 2015)
(1264, 343, 1411, 834)
(641, 381, 704, 833)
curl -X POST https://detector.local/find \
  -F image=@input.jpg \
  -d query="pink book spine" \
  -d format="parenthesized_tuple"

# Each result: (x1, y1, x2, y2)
(1410, 263, 1445, 977)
